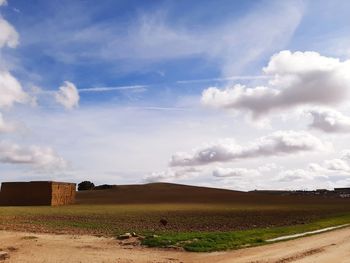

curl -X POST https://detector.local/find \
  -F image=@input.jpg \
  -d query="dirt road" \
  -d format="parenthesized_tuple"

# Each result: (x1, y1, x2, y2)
(1, 227, 350, 262)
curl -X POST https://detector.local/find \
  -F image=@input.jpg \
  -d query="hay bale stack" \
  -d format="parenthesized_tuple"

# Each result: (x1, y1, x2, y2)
(0, 181, 76, 206)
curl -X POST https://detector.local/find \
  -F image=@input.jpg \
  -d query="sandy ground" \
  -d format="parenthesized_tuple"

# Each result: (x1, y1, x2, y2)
(1, 227, 350, 263)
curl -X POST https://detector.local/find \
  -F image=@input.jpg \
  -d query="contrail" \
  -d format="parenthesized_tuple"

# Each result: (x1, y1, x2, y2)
(34, 75, 269, 95)
(127, 106, 190, 111)
(177, 75, 270, 84)
(78, 85, 148, 92)
(78, 75, 268, 92)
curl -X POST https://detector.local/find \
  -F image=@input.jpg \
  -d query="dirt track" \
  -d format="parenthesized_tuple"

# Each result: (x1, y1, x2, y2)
(1, 227, 350, 262)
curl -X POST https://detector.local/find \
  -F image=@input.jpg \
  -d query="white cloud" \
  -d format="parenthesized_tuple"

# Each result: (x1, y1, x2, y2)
(257, 163, 280, 172)
(170, 130, 329, 166)
(176, 75, 269, 84)
(0, 17, 19, 48)
(324, 158, 350, 173)
(211, 163, 333, 190)
(0, 12, 30, 109)
(0, 112, 16, 132)
(0, 141, 67, 170)
(55, 81, 80, 109)
(341, 149, 350, 160)
(308, 162, 327, 173)
(278, 169, 311, 182)
(202, 51, 350, 118)
(1, 104, 250, 184)
(307, 108, 350, 133)
(143, 167, 200, 183)
(277, 169, 328, 182)
(0, 70, 31, 108)
(0, 3, 67, 176)
(212, 163, 280, 178)
(309, 157, 350, 175)
(213, 167, 260, 178)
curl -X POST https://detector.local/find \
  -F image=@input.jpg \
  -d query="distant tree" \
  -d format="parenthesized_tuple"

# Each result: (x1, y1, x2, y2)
(77, 181, 95, 191)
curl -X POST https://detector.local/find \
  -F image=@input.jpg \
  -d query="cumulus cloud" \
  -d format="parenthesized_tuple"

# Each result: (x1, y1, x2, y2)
(277, 169, 328, 182)
(307, 108, 350, 133)
(170, 130, 328, 166)
(309, 156, 350, 175)
(324, 159, 350, 173)
(0, 12, 30, 109)
(143, 167, 200, 183)
(275, 155, 350, 183)
(0, 17, 19, 48)
(213, 167, 260, 178)
(308, 162, 327, 173)
(0, 0, 68, 176)
(341, 149, 350, 160)
(0, 70, 31, 108)
(257, 163, 280, 172)
(212, 163, 280, 178)
(0, 141, 67, 170)
(55, 81, 80, 109)
(202, 51, 350, 118)
(278, 169, 311, 182)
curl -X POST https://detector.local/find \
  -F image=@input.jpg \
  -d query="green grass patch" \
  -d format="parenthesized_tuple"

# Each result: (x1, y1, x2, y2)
(142, 213, 350, 252)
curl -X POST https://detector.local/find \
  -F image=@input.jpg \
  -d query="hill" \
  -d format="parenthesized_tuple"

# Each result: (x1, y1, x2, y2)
(76, 182, 245, 204)
(75, 182, 334, 205)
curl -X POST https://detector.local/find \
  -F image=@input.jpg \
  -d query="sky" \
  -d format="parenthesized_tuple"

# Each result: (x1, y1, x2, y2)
(1, 0, 350, 190)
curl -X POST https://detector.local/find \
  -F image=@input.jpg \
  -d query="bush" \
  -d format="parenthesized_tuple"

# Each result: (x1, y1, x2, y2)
(77, 181, 95, 191)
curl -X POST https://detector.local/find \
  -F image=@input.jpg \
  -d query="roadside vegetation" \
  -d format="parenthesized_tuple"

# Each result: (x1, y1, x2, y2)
(142, 213, 350, 251)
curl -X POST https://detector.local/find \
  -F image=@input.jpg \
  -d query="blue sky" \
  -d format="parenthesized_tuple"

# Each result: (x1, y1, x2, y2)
(1, 0, 350, 190)
(2, 0, 299, 102)
(4, 0, 350, 105)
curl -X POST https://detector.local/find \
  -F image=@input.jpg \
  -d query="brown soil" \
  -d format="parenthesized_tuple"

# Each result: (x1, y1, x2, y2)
(75, 182, 344, 205)
(0, 209, 341, 236)
(1, 183, 350, 236)
(1, 226, 350, 262)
